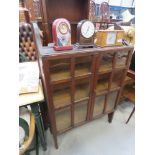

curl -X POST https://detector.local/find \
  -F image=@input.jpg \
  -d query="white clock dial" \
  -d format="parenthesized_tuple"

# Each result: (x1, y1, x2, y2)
(81, 21, 95, 39)
(58, 22, 69, 34)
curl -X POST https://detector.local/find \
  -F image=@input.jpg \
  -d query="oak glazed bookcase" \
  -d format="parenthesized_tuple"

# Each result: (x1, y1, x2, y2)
(32, 23, 134, 149)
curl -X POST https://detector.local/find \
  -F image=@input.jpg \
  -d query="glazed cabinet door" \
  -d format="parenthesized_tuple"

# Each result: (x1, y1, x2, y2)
(47, 54, 95, 133)
(90, 50, 129, 119)
(73, 54, 95, 126)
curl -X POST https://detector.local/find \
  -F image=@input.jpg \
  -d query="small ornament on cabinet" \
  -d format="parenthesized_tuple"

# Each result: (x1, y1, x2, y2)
(76, 20, 95, 48)
(95, 30, 125, 47)
(52, 18, 73, 51)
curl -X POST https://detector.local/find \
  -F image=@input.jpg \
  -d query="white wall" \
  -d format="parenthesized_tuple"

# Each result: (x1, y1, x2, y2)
(121, 0, 133, 7)
(94, 0, 135, 7)
(109, 0, 122, 6)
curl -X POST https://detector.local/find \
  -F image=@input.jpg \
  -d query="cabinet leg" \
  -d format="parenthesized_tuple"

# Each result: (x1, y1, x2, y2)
(53, 134, 58, 149)
(108, 112, 114, 123)
(49, 126, 58, 149)
(31, 104, 47, 151)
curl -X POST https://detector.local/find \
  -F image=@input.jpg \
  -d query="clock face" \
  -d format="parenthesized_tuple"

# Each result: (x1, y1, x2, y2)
(81, 21, 95, 39)
(58, 22, 69, 34)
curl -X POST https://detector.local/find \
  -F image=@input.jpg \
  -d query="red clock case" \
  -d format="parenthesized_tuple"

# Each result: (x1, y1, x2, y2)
(52, 18, 73, 51)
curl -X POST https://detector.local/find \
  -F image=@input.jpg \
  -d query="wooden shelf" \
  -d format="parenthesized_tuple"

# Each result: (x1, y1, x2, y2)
(74, 101, 88, 124)
(49, 59, 71, 81)
(99, 64, 112, 73)
(55, 104, 71, 111)
(75, 79, 90, 101)
(52, 78, 72, 85)
(115, 63, 126, 69)
(98, 70, 112, 75)
(95, 90, 108, 96)
(75, 65, 91, 77)
(96, 73, 110, 92)
(109, 87, 120, 92)
(53, 84, 71, 109)
(53, 91, 71, 109)
(75, 86, 89, 101)
(75, 73, 92, 80)
(114, 66, 127, 70)
(75, 56, 92, 76)
(50, 71, 71, 82)
(96, 82, 108, 92)
(74, 97, 89, 104)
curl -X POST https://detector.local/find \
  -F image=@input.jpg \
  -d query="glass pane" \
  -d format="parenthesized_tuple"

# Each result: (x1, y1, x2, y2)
(115, 51, 128, 68)
(74, 101, 87, 124)
(96, 73, 110, 92)
(111, 70, 125, 89)
(75, 56, 92, 76)
(53, 83, 71, 108)
(93, 95, 105, 117)
(99, 52, 114, 72)
(49, 58, 71, 81)
(105, 91, 118, 112)
(55, 107, 71, 132)
(75, 78, 90, 101)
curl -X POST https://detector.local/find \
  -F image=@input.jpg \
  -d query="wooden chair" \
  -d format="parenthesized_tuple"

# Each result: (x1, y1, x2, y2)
(122, 70, 135, 124)
(19, 111, 38, 155)
(19, 21, 48, 130)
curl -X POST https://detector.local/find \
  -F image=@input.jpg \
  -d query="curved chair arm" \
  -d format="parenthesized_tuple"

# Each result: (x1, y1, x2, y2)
(127, 69, 135, 80)
(19, 112, 35, 155)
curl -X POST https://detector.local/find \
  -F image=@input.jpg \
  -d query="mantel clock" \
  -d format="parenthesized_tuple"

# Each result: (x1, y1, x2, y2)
(52, 18, 73, 51)
(76, 20, 95, 48)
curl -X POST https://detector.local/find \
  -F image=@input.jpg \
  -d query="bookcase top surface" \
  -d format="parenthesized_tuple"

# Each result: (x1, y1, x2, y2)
(39, 45, 134, 59)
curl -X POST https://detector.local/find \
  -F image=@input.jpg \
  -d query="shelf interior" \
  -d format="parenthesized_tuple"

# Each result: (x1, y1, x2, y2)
(93, 95, 105, 117)
(49, 59, 71, 81)
(111, 69, 124, 89)
(75, 78, 90, 101)
(74, 101, 88, 124)
(96, 73, 110, 92)
(46, 0, 88, 22)
(55, 107, 71, 132)
(53, 83, 71, 108)
(75, 56, 92, 76)
(105, 91, 118, 112)
(115, 51, 128, 68)
(99, 52, 114, 72)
